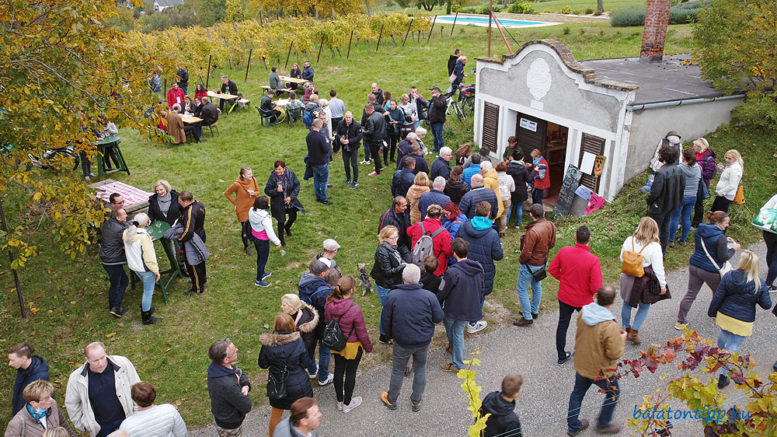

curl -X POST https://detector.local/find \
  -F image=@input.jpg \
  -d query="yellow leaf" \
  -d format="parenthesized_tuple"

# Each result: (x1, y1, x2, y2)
(106, 332, 116, 338)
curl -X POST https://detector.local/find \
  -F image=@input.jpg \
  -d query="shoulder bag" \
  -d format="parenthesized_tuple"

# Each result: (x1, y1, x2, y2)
(621, 238, 647, 278)
(700, 237, 732, 277)
(732, 185, 745, 205)
(322, 302, 355, 351)
(267, 365, 288, 399)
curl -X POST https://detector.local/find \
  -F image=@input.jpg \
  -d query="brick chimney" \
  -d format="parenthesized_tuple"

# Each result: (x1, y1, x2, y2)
(640, 0, 671, 62)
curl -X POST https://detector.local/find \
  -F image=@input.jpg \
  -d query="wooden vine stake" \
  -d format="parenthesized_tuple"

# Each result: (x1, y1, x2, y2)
(450, 12, 459, 36)
(245, 49, 252, 81)
(346, 29, 354, 59)
(284, 41, 294, 70)
(316, 35, 325, 63)
(206, 54, 212, 89)
(402, 19, 413, 46)
(376, 23, 384, 52)
(426, 15, 437, 44)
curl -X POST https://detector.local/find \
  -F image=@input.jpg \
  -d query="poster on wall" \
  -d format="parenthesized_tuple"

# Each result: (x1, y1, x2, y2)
(519, 118, 537, 132)
(580, 152, 596, 175)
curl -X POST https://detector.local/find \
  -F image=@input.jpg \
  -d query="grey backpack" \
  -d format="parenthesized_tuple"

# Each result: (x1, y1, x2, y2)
(410, 222, 444, 267)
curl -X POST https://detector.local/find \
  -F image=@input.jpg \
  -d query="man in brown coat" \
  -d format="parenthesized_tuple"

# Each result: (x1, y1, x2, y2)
(566, 285, 625, 436)
(165, 105, 186, 144)
(513, 203, 556, 326)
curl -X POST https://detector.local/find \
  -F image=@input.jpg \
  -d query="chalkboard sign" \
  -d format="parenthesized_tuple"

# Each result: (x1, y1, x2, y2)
(553, 164, 582, 218)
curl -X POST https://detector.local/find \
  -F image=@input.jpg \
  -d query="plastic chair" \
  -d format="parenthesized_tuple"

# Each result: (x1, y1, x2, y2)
(286, 107, 304, 127)
(206, 122, 219, 136)
(255, 106, 276, 126)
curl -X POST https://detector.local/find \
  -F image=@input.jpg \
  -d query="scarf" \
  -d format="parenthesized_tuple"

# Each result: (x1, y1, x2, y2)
(26, 403, 49, 422)
(157, 192, 172, 217)
(532, 156, 542, 165)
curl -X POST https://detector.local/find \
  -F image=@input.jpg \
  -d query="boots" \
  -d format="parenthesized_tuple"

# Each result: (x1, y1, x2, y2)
(141, 307, 160, 325)
(628, 329, 641, 345)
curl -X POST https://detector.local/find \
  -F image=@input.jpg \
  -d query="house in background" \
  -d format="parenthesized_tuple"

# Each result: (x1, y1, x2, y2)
(154, 0, 184, 12)
(472, 4, 744, 202)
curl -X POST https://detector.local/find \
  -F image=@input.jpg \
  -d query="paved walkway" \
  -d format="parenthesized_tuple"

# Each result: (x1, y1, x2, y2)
(191, 243, 775, 436)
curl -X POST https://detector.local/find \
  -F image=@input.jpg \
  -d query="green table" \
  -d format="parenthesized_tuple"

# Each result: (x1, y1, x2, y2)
(95, 135, 130, 178)
(147, 220, 181, 303)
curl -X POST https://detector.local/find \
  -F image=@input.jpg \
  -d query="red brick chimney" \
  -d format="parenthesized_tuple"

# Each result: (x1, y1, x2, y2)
(640, 0, 671, 62)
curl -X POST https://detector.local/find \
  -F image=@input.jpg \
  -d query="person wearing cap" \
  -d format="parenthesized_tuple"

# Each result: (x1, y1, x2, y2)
(427, 87, 447, 153)
(650, 130, 682, 173)
(318, 239, 342, 281)
(297, 259, 335, 386)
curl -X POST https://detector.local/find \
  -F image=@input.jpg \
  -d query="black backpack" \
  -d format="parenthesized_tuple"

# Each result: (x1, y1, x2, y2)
(322, 302, 355, 351)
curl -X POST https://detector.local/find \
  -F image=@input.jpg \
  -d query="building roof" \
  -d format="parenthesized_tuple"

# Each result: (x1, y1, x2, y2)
(155, 0, 184, 8)
(580, 54, 737, 105)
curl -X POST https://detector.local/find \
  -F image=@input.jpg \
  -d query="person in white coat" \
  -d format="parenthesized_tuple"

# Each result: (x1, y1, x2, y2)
(119, 382, 188, 437)
(619, 217, 667, 345)
(754, 193, 777, 291)
(711, 149, 743, 213)
(248, 196, 282, 287)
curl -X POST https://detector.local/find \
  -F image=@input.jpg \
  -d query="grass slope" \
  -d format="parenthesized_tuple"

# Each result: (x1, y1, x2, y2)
(3, 22, 768, 430)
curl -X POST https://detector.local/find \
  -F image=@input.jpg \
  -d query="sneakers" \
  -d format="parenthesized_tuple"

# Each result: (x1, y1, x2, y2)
(380, 392, 396, 410)
(368, 171, 379, 176)
(532, 313, 539, 319)
(558, 351, 573, 365)
(360, 160, 371, 165)
(350, 181, 359, 189)
(244, 245, 254, 256)
(441, 363, 460, 373)
(717, 374, 730, 389)
(337, 401, 344, 412)
(674, 322, 687, 331)
(308, 366, 318, 379)
(379, 334, 391, 344)
(594, 424, 622, 434)
(344, 179, 351, 185)
(567, 418, 589, 436)
(411, 401, 422, 412)
(254, 280, 270, 287)
(467, 320, 487, 333)
(768, 285, 777, 293)
(262, 271, 272, 280)
(513, 317, 533, 327)
(109, 307, 129, 318)
(319, 374, 334, 386)
(342, 396, 362, 413)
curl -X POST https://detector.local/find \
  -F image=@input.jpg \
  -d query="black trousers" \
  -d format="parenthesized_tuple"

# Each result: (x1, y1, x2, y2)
(711, 195, 731, 213)
(556, 300, 582, 361)
(272, 208, 297, 245)
(334, 347, 363, 405)
(240, 220, 251, 248)
(368, 141, 383, 174)
(692, 195, 705, 227)
(342, 147, 359, 182)
(183, 124, 201, 142)
(649, 209, 673, 254)
(186, 261, 207, 293)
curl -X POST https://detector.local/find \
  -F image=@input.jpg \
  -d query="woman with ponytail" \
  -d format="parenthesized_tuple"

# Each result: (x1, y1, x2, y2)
(324, 275, 372, 413)
(122, 213, 160, 325)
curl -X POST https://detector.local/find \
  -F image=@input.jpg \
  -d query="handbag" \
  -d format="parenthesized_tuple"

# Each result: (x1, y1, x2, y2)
(448, 72, 457, 84)
(732, 185, 745, 205)
(529, 264, 547, 282)
(621, 238, 647, 278)
(322, 302, 355, 351)
(700, 237, 732, 277)
(266, 365, 288, 399)
(698, 178, 710, 200)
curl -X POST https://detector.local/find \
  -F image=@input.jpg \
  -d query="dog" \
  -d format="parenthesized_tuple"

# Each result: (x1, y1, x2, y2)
(357, 263, 372, 296)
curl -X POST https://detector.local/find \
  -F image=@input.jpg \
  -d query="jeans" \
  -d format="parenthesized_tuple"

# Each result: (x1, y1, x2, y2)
(317, 343, 331, 383)
(516, 264, 543, 320)
(253, 238, 269, 281)
(567, 372, 620, 432)
(430, 122, 444, 152)
(506, 198, 524, 228)
(532, 188, 545, 205)
(334, 347, 363, 404)
(376, 284, 390, 335)
(717, 329, 746, 377)
(621, 302, 651, 331)
(134, 270, 155, 311)
(669, 196, 697, 243)
(342, 147, 359, 182)
(443, 317, 467, 369)
(312, 164, 329, 201)
(387, 343, 429, 405)
(363, 142, 371, 162)
(103, 264, 128, 309)
(763, 231, 777, 286)
(556, 300, 581, 361)
(677, 264, 722, 324)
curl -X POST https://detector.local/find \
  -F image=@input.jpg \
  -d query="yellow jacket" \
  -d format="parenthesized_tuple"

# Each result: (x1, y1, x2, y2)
(482, 169, 504, 218)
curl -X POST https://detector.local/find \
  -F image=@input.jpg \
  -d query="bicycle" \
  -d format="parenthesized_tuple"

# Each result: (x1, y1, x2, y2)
(444, 83, 476, 121)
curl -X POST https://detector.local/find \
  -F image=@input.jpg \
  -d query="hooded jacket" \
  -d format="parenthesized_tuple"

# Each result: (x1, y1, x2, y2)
(297, 273, 332, 323)
(123, 227, 159, 275)
(507, 160, 530, 203)
(696, 149, 716, 186)
(519, 218, 556, 266)
(258, 331, 313, 410)
(325, 298, 373, 353)
(438, 259, 485, 320)
(99, 217, 128, 265)
(690, 223, 735, 273)
(573, 303, 624, 379)
(292, 305, 319, 354)
(480, 391, 523, 437)
(11, 356, 50, 415)
(407, 218, 453, 276)
(482, 169, 505, 218)
(549, 244, 603, 308)
(206, 362, 252, 429)
(381, 283, 444, 347)
(457, 218, 503, 295)
(708, 269, 771, 323)
(248, 208, 281, 246)
(444, 178, 469, 204)
(224, 177, 259, 222)
(406, 184, 430, 224)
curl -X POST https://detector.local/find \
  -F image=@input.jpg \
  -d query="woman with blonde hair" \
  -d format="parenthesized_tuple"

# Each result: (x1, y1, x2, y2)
(692, 137, 716, 227)
(619, 217, 667, 344)
(281, 293, 319, 374)
(406, 172, 431, 224)
(370, 225, 407, 343)
(711, 149, 743, 213)
(5, 380, 76, 437)
(325, 275, 373, 413)
(123, 212, 160, 325)
(224, 166, 259, 255)
(707, 250, 771, 388)
(147, 179, 182, 226)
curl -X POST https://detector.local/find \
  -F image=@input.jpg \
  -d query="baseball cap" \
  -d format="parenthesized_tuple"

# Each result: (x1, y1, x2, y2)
(323, 239, 340, 251)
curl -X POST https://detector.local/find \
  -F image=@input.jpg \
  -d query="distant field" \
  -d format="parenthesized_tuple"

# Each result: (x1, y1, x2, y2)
(375, 0, 645, 15)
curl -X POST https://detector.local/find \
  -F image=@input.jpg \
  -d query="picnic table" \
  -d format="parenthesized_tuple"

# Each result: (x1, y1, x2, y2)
(94, 135, 129, 178)
(181, 115, 203, 124)
(279, 75, 307, 85)
(146, 220, 182, 303)
(91, 179, 152, 215)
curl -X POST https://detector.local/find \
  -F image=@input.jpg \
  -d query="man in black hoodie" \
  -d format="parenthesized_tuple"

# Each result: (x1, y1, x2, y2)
(480, 374, 524, 437)
(297, 259, 334, 386)
(207, 339, 252, 436)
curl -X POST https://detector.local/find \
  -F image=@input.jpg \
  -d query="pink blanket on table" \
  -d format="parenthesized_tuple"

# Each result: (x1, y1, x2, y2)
(94, 181, 152, 209)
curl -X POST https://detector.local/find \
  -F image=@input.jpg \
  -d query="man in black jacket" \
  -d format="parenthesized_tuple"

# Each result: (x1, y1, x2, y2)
(362, 104, 385, 176)
(647, 146, 685, 254)
(378, 196, 411, 260)
(480, 374, 524, 437)
(177, 65, 189, 95)
(307, 119, 332, 204)
(397, 143, 429, 175)
(219, 75, 238, 112)
(335, 111, 363, 189)
(459, 174, 499, 220)
(100, 208, 129, 317)
(447, 49, 461, 76)
(260, 90, 280, 124)
(371, 82, 384, 106)
(391, 157, 416, 198)
(207, 339, 252, 436)
(428, 86, 447, 153)
(431, 146, 452, 180)
(178, 191, 207, 295)
(200, 97, 219, 127)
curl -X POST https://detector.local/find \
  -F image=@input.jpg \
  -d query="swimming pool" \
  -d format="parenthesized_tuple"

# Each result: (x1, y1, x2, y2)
(435, 15, 559, 28)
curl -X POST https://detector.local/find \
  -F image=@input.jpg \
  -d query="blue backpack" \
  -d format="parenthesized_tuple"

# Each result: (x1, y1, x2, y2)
(302, 109, 314, 126)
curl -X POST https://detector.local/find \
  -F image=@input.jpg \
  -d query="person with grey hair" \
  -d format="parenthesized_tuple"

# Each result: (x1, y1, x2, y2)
(219, 75, 238, 112)
(431, 146, 452, 180)
(207, 339, 251, 436)
(396, 132, 417, 167)
(122, 213, 160, 325)
(459, 174, 499, 220)
(397, 142, 430, 175)
(418, 177, 451, 221)
(380, 264, 444, 412)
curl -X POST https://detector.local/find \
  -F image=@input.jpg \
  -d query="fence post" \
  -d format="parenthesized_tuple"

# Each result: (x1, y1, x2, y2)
(317, 35, 325, 62)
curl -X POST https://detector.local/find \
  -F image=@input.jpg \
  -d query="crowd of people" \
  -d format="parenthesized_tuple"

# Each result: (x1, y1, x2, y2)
(7, 53, 777, 437)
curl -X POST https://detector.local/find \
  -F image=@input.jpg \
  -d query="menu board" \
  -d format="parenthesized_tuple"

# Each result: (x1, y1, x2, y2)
(553, 164, 582, 218)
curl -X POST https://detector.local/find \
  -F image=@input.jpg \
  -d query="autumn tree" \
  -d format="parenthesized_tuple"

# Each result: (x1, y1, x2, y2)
(693, 0, 777, 131)
(249, 0, 364, 17)
(0, 0, 172, 273)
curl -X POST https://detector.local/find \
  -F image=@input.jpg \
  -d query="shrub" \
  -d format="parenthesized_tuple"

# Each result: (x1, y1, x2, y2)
(562, 26, 570, 35)
(507, 2, 536, 14)
(451, 4, 461, 12)
(611, 2, 705, 27)
(610, 6, 646, 27)
(560, 6, 572, 14)
(585, 8, 594, 14)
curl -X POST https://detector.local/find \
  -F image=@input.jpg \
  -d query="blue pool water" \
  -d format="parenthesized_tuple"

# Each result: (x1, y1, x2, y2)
(435, 15, 557, 28)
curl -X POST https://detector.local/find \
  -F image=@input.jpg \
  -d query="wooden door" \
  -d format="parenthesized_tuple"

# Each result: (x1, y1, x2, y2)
(515, 113, 547, 162)
(579, 133, 606, 190)
(481, 102, 499, 154)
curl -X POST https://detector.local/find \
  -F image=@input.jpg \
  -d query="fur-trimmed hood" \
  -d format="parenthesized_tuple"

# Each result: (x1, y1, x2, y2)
(296, 305, 319, 334)
(259, 330, 301, 347)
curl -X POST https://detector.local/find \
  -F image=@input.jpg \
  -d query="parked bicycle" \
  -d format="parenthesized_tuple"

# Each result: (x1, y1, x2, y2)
(27, 145, 80, 172)
(445, 83, 476, 121)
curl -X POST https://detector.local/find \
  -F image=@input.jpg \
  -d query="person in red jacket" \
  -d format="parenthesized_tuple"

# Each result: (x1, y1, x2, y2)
(548, 226, 603, 365)
(407, 204, 453, 276)
(166, 82, 185, 109)
(529, 148, 550, 205)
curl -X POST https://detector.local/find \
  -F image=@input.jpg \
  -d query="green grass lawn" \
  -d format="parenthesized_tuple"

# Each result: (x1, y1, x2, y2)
(2, 21, 769, 429)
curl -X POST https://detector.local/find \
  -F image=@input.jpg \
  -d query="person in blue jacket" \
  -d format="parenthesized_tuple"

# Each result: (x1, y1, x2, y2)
(707, 250, 772, 389)
(480, 374, 524, 437)
(8, 342, 50, 415)
(297, 259, 334, 386)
